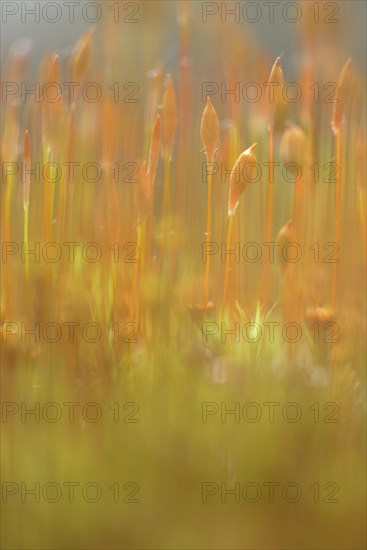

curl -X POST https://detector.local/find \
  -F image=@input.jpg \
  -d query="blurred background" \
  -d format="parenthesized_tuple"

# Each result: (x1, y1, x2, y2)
(1, 1, 366, 77)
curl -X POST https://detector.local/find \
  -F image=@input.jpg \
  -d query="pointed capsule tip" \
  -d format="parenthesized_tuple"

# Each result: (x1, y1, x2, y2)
(24, 130, 30, 153)
(153, 113, 161, 131)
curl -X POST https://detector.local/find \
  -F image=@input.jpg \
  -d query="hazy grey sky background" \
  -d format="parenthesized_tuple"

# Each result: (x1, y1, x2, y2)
(0, 0, 367, 91)
(1, 1, 366, 77)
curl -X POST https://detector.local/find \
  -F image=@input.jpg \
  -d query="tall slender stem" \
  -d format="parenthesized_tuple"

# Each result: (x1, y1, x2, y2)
(131, 222, 142, 323)
(139, 218, 147, 331)
(43, 149, 52, 242)
(332, 129, 342, 308)
(24, 205, 30, 309)
(222, 214, 234, 317)
(293, 176, 304, 238)
(4, 175, 14, 317)
(163, 156, 171, 215)
(358, 190, 366, 264)
(129, 222, 143, 361)
(204, 171, 212, 304)
(263, 125, 274, 313)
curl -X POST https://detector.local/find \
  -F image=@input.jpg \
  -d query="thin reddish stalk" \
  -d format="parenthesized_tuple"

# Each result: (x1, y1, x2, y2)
(222, 215, 234, 317)
(332, 129, 341, 308)
(263, 125, 274, 312)
(23, 130, 31, 305)
(204, 172, 212, 305)
(163, 156, 171, 215)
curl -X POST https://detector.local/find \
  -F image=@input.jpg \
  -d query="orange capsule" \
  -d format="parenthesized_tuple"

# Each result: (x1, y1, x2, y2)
(267, 56, 284, 117)
(228, 143, 257, 217)
(331, 58, 352, 135)
(70, 28, 94, 81)
(147, 114, 161, 188)
(145, 65, 163, 130)
(200, 97, 219, 164)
